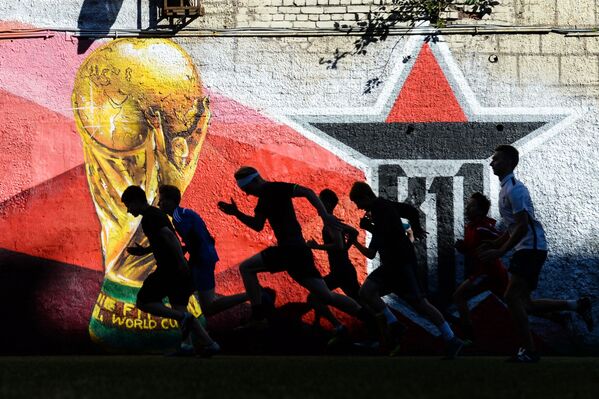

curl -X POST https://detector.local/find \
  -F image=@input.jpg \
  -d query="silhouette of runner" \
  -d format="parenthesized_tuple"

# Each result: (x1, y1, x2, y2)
(480, 145, 593, 363)
(158, 185, 249, 318)
(218, 167, 368, 334)
(306, 189, 364, 333)
(121, 185, 219, 356)
(349, 181, 464, 358)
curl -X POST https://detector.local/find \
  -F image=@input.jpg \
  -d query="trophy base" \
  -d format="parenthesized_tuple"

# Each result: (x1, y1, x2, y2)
(89, 278, 205, 353)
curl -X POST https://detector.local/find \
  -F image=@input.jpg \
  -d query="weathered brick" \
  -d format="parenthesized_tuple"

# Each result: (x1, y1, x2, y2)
(561, 56, 599, 85)
(541, 34, 586, 55)
(301, 7, 324, 14)
(515, 0, 557, 26)
(316, 20, 335, 28)
(258, 14, 273, 22)
(270, 20, 295, 28)
(519, 55, 560, 85)
(557, 0, 596, 26)
(487, 54, 519, 83)
(585, 37, 599, 54)
(255, 7, 277, 14)
(278, 6, 300, 14)
(324, 6, 347, 13)
(346, 5, 371, 13)
(497, 35, 541, 54)
(293, 21, 317, 28)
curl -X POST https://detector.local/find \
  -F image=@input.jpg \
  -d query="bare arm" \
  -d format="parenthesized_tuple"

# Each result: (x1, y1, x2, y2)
(352, 237, 378, 259)
(218, 198, 266, 232)
(479, 212, 528, 262)
(308, 224, 345, 251)
(396, 202, 426, 240)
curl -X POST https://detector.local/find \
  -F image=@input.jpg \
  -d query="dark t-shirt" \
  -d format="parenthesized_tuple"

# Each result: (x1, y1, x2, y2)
(370, 197, 419, 265)
(255, 182, 305, 246)
(141, 206, 178, 271)
(322, 226, 354, 275)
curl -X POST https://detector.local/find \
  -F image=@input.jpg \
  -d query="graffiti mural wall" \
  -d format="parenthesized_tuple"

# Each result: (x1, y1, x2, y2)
(0, 1, 598, 354)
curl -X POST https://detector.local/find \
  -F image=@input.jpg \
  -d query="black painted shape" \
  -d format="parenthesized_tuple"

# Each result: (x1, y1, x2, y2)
(378, 164, 406, 200)
(456, 163, 485, 278)
(312, 122, 546, 159)
(429, 176, 455, 307)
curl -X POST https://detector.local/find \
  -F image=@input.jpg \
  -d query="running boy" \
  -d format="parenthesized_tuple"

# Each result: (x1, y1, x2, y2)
(480, 145, 593, 363)
(453, 192, 508, 342)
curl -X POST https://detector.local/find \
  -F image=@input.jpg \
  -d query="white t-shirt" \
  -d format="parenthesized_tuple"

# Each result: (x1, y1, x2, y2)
(498, 173, 547, 252)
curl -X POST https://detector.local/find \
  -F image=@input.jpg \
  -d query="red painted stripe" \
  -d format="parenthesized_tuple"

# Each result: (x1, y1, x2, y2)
(0, 89, 84, 203)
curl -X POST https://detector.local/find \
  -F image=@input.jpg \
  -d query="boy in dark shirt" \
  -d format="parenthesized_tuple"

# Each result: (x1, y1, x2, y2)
(349, 181, 464, 358)
(121, 185, 219, 356)
(453, 192, 508, 342)
(218, 166, 368, 331)
(158, 185, 249, 317)
(306, 189, 361, 330)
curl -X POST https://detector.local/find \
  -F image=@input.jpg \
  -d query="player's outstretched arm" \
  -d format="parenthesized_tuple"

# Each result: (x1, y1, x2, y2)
(397, 202, 427, 240)
(479, 211, 528, 262)
(127, 243, 152, 256)
(352, 236, 378, 259)
(217, 198, 266, 232)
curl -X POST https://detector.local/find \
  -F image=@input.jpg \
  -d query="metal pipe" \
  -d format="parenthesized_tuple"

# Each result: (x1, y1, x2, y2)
(1, 25, 596, 40)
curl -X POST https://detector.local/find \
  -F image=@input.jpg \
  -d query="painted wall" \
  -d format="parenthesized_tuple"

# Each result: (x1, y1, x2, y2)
(0, 1, 597, 354)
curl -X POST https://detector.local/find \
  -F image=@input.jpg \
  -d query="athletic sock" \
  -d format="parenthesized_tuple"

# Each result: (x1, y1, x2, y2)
(439, 321, 455, 341)
(566, 300, 578, 310)
(383, 307, 398, 324)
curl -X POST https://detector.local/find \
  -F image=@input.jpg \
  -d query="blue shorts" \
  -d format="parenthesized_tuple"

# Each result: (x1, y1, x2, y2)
(190, 261, 216, 292)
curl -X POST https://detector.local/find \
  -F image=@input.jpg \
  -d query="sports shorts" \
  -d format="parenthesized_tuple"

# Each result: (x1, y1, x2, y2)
(137, 268, 194, 307)
(260, 245, 322, 282)
(366, 260, 424, 302)
(189, 261, 217, 292)
(509, 249, 547, 291)
(323, 265, 361, 300)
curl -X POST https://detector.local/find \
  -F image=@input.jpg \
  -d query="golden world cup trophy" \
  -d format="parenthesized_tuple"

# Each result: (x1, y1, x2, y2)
(72, 38, 210, 351)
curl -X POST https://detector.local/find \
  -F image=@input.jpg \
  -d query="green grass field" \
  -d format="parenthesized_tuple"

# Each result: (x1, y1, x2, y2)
(1, 356, 598, 399)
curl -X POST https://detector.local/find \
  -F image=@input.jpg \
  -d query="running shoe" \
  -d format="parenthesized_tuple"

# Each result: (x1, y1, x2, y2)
(506, 347, 540, 363)
(199, 341, 221, 358)
(327, 325, 349, 348)
(444, 336, 464, 359)
(387, 322, 407, 357)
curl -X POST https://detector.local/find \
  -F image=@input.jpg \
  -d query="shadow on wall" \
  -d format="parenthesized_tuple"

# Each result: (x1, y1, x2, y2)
(77, 0, 125, 54)
(0, 249, 103, 354)
(0, 246, 597, 355)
